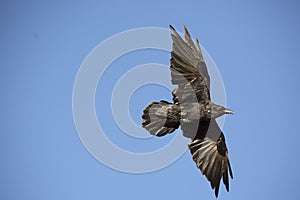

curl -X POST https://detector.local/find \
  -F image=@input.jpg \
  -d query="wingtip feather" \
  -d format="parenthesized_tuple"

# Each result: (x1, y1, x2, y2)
(183, 24, 190, 35)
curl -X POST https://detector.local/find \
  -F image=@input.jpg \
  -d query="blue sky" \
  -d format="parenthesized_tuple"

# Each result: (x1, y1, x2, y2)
(1, 0, 300, 199)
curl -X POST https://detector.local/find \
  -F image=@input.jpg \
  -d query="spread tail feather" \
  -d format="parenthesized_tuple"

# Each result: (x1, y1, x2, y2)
(142, 100, 180, 136)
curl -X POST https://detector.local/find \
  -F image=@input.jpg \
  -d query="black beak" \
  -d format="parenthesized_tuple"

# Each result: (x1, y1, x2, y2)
(225, 109, 234, 114)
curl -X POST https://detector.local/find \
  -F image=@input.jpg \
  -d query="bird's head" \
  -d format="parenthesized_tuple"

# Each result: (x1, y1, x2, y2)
(210, 103, 234, 118)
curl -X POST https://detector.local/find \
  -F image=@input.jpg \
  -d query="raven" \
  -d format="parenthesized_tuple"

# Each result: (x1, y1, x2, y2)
(142, 25, 234, 197)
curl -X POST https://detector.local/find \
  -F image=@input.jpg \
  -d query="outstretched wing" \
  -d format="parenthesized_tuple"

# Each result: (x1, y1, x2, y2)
(170, 25, 210, 103)
(188, 119, 233, 197)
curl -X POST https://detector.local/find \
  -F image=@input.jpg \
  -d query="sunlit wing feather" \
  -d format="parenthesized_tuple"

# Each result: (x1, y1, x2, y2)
(169, 25, 210, 103)
(188, 119, 233, 197)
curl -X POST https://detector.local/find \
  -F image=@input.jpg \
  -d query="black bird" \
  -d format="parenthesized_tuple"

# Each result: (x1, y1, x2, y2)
(142, 25, 234, 197)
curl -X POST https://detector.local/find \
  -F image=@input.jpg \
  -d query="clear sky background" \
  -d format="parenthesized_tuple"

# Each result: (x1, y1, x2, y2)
(1, 0, 300, 200)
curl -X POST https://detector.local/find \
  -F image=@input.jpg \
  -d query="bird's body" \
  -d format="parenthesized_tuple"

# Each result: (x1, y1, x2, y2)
(141, 25, 234, 197)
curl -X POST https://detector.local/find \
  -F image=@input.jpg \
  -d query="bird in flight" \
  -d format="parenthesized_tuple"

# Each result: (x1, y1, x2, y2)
(142, 25, 234, 197)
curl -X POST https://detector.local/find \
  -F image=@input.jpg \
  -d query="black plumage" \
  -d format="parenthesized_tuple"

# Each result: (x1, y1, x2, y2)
(142, 25, 234, 197)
